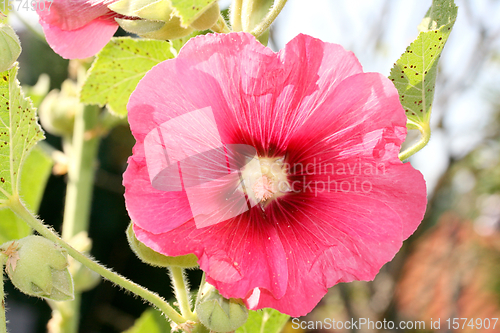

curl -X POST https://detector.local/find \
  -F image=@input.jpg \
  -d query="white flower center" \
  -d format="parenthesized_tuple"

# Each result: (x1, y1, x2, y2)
(239, 156, 290, 207)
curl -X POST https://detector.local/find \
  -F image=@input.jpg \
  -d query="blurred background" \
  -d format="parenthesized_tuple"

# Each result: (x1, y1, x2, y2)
(6, 0, 500, 331)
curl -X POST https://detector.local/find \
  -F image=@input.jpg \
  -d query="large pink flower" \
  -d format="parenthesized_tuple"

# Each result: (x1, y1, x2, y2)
(36, 0, 120, 59)
(123, 32, 427, 317)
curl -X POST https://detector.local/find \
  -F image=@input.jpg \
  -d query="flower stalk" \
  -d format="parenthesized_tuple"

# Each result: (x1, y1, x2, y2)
(230, 0, 243, 31)
(169, 267, 197, 321)
(7, 196, 187, 326)
(399, 122, 431, 161)
(249, 0, 288, 37)
(62, 104, 99, 240)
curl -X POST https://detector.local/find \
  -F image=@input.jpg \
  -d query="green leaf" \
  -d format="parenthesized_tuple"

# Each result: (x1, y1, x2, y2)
(0, 23, 22, 72)
(80, 37, 176, 117)
(0, 146, 52, 243)
(389, 0, 457, 129)
(123, 308, 171, 333)
(170, 0, 218, 27)
(236, 308, 289, 333)
(0, 65, 45, 202)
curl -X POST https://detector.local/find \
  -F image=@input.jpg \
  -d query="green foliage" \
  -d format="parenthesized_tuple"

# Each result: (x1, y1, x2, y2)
(80, 38, 176, 117)
(0, 23, 21, 72)
(0, 65, 45, 202)
(389, 0, 457, 129)
(123, 308, 171, 333)
(170, 0, 218, 27)
(0, 146, 52, 243)
(236, 308, 289, 333)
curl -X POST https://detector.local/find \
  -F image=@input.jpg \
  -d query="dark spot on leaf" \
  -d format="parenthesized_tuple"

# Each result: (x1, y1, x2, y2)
(1, 178, 5, 183)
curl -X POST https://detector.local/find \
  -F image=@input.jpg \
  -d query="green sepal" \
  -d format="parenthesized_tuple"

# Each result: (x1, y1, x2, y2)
(109, 0, 172, 21)
(189, 2, 220, 31)
(195, 280, 248, 333)
(116, 17, 194, 40)
(127, 222, 198, 268)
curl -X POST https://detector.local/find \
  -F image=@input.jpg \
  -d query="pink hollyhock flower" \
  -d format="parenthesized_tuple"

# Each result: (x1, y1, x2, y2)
(123, 32, 427, 317)
(36, 0, 121, 59)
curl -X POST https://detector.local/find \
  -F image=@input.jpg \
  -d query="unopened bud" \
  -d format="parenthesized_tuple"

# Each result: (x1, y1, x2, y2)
(1, 236, 74, 301)
(38, 79, 79, 137)
(0, 23, 21, 72)
(195, 281, 248, 332)
(127, 222, 198, 268)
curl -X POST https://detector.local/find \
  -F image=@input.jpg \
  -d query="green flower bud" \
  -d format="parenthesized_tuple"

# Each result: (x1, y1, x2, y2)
(126, 222, 198, 268)
(0, 23, 21, 72)
(1, 236, 74, 301)
(38, 79, 79, 137)
(116, 17, 194, 40)
(195, 281, 248, 333)
(189, 2, 219, 31)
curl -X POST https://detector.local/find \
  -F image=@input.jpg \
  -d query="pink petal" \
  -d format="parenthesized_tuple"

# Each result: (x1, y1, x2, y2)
(40, 17, 118, 59)
(125, 32, 427, 317)
(127, 33, 363, 153)
(123, 155, 193, 233)
(37, 0, 117, 30)
(286, 72, 427, 238)
(133, 213, 289, 299)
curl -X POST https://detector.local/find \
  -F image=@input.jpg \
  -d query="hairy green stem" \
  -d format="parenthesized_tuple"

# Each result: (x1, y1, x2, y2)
(169, 267, 196, 321)
(7, 197, 187, 325)
(230, 0, 243, 31)
(56, 105, 99, 333)
(62, 105, 99, 240)
(399, 123, 431, 161)
(0, 256, 6, 333)
(241, 0, 253, 32)
(250, 0, 287, 37)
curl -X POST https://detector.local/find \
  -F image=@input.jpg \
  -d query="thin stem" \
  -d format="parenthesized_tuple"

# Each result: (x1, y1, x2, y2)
(7, 197, 187, 325)
(169, 267, 197, 321)
(0, 256, 6, 333)
(241, 0, 253, 32)
(62, 105, 99, 240)
(250, 0, 288, 38)
(398, 122, 431, 161)
(54, 104, 100, 333)
(230, 0, 243, 31)
(211, 13, 231, 33)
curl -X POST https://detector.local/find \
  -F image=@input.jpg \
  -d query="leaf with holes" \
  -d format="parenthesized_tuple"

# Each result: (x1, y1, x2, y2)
(236, 308, 289, 333)
(0, 65, 45, 204)
(389, 0, 457, 129)
(170, 0, 218, 27)
(80, 37, 176, 117)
